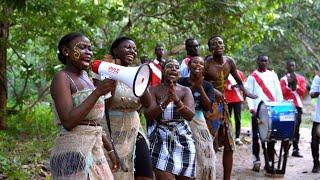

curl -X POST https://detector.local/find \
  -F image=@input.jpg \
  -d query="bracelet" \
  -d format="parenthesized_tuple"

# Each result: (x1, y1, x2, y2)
(177, 104, 185, 112)
(159, 102, 166, 111)
(107, 149, 114, 154)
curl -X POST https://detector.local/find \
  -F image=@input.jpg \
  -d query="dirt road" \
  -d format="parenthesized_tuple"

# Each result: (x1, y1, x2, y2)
(215, 127, 320, 180)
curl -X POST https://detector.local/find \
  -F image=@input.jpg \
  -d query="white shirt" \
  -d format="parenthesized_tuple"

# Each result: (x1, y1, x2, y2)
(246, 70, 283, 111)
(310, 75, 320, 122)
(179, 56, 191, 78)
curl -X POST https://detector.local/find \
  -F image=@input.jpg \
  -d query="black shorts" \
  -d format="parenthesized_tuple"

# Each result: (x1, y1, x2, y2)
(134, 133, 154, 178)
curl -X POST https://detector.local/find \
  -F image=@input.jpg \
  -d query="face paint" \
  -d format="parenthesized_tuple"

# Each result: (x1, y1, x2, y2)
(164, 61, 180, 82)
(72, 42, 91, 61)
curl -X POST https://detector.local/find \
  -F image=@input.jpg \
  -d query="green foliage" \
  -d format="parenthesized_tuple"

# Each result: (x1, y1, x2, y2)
(4, 0, 319, 112)
(0, 103, 57, 179)
(2, 0, 320, 177)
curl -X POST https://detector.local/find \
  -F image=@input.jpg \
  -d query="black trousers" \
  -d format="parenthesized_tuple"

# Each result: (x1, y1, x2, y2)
(228, 102, 242, 138)
(293, 107, 302, 151)
(252, 115, 275, 163)
(134, 133, 154, 178)
(311, 122, 320, 165)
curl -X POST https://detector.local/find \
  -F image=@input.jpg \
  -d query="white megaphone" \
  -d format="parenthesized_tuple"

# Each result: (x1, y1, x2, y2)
(91, 60, 151, 98)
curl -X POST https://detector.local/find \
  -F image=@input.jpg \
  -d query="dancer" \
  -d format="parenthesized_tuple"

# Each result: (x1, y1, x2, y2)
(145, 59, 196, 179)
(204, 35, 257, 180)
(50, 32, 118, 179)
(94, 37, 153, 180)
(178, 56, 216, 179)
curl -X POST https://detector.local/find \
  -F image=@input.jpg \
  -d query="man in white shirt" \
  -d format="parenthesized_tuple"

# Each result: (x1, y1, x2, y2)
(310, 73, 320, 173)
(179, 38, 200, 77)
(246, 55, 283, 172)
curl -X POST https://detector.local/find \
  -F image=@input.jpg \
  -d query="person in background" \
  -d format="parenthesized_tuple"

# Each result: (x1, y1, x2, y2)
(140, 55, 149, 64)
(246, 55, 283, 172)
(225, 69, 246, 146)
(94, 37, 153, 180)
(179, 38, 200, 77)
(310, 72, 320, 173)
(149, 43, 166, 87)
(280, 59, 306, 158)
(178, 56, 216, 180)
(50, 32, 118, 179)
(145, 59, 196, 179)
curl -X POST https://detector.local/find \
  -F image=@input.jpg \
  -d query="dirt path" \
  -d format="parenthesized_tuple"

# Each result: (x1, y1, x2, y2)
(215, 127, 320, 180)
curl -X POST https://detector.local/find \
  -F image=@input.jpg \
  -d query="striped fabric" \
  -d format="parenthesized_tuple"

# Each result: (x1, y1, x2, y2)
(148, 102, 196, 177)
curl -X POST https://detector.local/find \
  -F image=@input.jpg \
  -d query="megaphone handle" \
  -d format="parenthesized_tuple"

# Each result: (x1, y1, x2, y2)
(101, 74, 113, 99)
(104, 92, 112, 99)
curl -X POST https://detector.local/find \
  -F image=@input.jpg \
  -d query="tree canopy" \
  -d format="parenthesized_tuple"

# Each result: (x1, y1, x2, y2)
(0, 0, 319, 115)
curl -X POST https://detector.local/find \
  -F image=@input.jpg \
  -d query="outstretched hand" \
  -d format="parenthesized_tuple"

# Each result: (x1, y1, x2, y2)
(243, 88, 258, 99)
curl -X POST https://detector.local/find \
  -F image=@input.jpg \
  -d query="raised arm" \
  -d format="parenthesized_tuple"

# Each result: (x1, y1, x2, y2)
(51, 72, 115, 130)
(229, 58, 257, 99)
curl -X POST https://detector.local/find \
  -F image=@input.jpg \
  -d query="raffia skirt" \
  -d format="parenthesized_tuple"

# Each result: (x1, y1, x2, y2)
(189, 111, 216, 180)
(50, 125, 113, 180)
(101, 110, 145, 180)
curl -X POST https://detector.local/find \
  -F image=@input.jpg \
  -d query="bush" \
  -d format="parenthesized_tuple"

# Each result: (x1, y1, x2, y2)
(0, 102, 57, 179)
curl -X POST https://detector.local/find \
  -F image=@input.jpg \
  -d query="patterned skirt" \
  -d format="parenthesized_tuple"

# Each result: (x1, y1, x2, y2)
(148, 120, 196, 178)
(204, 102, 235, 151)
(50, 125, 113, 180)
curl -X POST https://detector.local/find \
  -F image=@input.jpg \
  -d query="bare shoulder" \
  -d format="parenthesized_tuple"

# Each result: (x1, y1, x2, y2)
(149, 84, 162, 95)
(205, 55, 213, 61)
(50, 71, 69, 94)
(52, 71, 68, 85)
(225, 56, 235, 64)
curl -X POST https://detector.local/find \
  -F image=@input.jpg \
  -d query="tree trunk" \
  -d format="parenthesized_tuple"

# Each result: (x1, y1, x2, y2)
(0, 20, 9, 130)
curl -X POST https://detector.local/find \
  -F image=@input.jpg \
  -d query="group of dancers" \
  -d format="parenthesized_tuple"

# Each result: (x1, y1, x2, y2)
(50, 32, 320, 180)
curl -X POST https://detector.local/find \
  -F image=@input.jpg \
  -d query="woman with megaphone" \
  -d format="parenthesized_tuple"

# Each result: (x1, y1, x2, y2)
(145, 59, 196, 179)
(49, 32, 118, 179)
(93, 37, 154, 180)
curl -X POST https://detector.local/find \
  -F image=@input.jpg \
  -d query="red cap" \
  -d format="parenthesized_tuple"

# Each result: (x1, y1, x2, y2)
(91, 60, 102, 73)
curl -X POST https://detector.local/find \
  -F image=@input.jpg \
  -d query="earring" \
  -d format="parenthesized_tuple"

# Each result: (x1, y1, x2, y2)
(66, 53, 69, 56)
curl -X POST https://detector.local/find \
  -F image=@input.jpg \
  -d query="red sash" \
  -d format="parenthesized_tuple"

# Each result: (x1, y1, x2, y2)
(251, 72, 275, 101)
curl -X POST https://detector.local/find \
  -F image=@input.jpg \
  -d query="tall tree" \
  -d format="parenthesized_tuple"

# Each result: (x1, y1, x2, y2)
(0, 0, 25, 129)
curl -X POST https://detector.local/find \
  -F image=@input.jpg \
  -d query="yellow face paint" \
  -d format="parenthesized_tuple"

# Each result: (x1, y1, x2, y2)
(71, 42, 91, 61)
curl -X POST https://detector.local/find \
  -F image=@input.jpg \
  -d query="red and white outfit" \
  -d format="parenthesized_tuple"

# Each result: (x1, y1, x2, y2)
(225, 70, 245, 103)
(280, 73, 306, 108)
(179, 55, 192, 78)
(280, 73, 306, 153)
(149, 59, 163, 86)
(246, 69, 283, 164)
(247, 69, 283, 110)
(225, 70, 245, 140)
